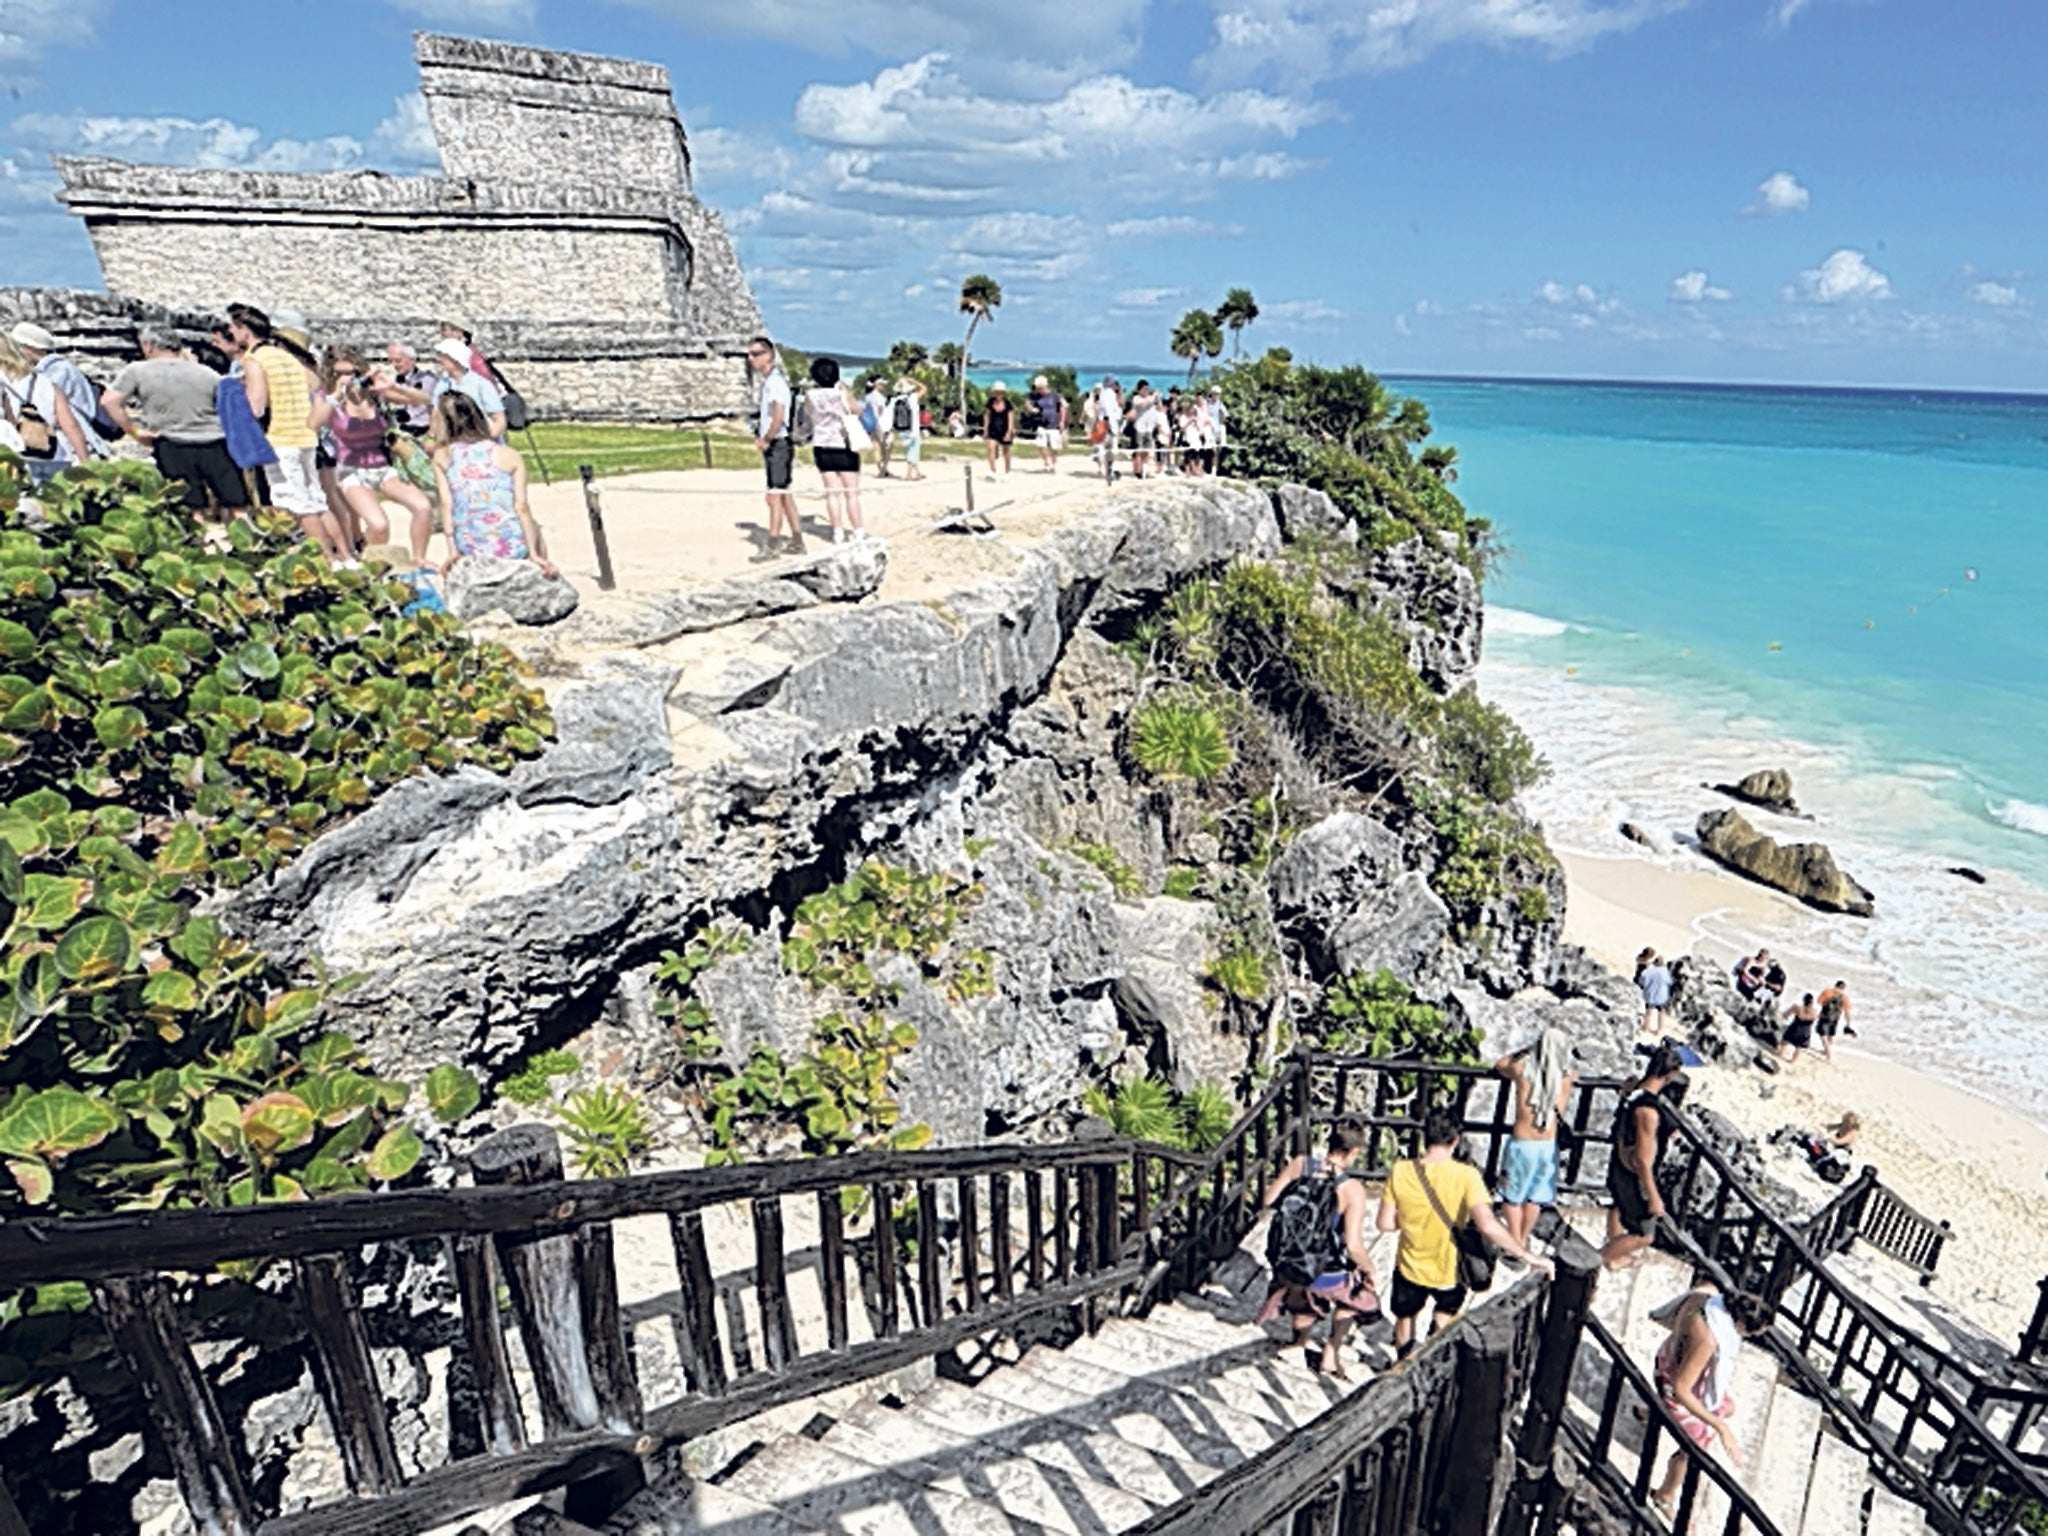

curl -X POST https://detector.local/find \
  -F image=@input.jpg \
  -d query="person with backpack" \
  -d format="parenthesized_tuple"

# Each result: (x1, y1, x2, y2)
(890, 377, 925, 481)
(9, 322, 111, 460)
(1602, 1043, 1686, 1270)
(0, 331, 92, 485)
(1379, 1106, 1552, 1360)
(1815, 981, 1852, 1061)
(1256, 1120, 1382, 1378)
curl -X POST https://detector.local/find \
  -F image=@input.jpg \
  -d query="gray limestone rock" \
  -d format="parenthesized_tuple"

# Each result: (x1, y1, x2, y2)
(1270, 483, 1351, 542)
(445, 552, 581, 625)
(1365, 536, 1483, 692)
(1110, 896, 1240, 1091)
(1268, 813, 1450, 990)
(785, 538, 888, 602)
(1696, 808, 1874, 916)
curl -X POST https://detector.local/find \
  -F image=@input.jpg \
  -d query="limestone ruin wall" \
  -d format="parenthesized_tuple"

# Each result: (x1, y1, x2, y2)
(14, 32, 763, 424)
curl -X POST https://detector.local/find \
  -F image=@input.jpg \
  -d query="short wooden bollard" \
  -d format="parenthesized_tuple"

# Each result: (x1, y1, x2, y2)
(964, 461, 975, 513)
(579, 464, 617, 591)
(701, 428, 713, 468)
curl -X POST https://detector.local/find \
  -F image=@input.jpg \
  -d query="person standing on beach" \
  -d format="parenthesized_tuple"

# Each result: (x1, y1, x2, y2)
(748, 337, 802, 557)
(862, 376, 892, 477)
(1495, 1029, 1578, 1255)
(1603, 1044, 1685, 1270)
(1780, 992, 1819, 1063)
(1638, 952, 1674, 1035)
(1030, 374, 1067, 473)
(1815, 981, 1852, 1060)
(802, 356, 867, 543)
(891, 377, 925, 481)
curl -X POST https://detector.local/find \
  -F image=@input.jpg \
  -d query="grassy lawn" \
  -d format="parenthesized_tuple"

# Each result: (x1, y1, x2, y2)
(518, 421, 995, 482)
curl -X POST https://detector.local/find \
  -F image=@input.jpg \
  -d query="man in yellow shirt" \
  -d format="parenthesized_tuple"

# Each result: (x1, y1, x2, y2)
(1379, 1106, 1552, 1358)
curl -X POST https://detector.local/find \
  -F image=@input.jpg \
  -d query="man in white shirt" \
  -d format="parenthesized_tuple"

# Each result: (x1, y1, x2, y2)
(749, 336, 802, 557)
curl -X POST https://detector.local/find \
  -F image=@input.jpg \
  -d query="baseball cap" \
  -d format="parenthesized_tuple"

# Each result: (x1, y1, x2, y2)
(434, 338, 472, 367)
(8, 322, 57, 352)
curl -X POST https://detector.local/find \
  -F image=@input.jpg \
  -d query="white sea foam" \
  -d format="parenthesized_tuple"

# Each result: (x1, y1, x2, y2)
(1477, 650, 2048, 1130)
(1487, 607, 1572, 638)
(1989, 797, 2048, 838)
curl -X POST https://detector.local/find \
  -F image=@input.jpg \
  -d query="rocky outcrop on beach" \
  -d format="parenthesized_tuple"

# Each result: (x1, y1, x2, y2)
(1709, 766, 1801, 815)
(1695, 807, 1876, 917)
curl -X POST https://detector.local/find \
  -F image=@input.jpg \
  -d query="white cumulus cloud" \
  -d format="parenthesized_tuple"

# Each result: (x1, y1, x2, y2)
(1968, 280, 2022, 308)
(1787, 248, 1892, 304)
(1202, 0, 1680, 86)
(0, 0, 112, 84)
(1746, 170, 1810, 215)
(1670, 269, 1732, 303)
(382, 0, 537, 26)
(13, 96, 441, 174)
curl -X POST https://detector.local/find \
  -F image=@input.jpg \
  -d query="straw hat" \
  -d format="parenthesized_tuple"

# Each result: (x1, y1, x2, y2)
(272, 308, 312, 348)
(8, 322, 57, 353)
(989, 380, 1007, 392)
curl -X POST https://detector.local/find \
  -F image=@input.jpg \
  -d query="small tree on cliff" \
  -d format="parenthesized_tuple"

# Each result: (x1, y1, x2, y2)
(957, 274, 1003, 414)
(1216, 288, 1260, 357)
(1170, 309, 1225, 385)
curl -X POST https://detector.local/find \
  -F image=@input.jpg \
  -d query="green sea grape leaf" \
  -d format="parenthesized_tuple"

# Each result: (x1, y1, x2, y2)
(365, 1124, 422, 1182)
(54, 915, 135, 981)
(141, 970, 199, 1012)
(424, 1064, 480, 1125)
(21, 874, 93, 930)
(241, 1093, 315, 1155)
(0, 1089, 123, 1160)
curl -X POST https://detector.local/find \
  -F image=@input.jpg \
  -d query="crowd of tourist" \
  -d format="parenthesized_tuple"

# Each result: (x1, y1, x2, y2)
(1633, 944, 1857, 1067)
(1247, 1027, 1776, 1508)
(0, 309, 553, 583)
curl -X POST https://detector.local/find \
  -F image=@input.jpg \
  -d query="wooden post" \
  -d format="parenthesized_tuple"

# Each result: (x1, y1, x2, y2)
(295, 1254, 405, 1495)
(1500, 1241, 1600, 1536)
(578, 464, 617, 590)
(1923, 1220, 1951, 1286)
(1291, 1042, 1315, 1161)
(701, 429, 714, 468)
(964, 461, 975, 513)
(93, 1276, 258, 1536)
(468, 1126, 602, 1435)
(1436, 1311, 1517, 1536)
(2019, 1277, 2048, 1366)
(450, 1233, 527, 1455)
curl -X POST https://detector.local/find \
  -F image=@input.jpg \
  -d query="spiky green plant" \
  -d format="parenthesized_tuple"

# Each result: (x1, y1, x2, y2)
(1130, 698, 1233, 784)
(555, 1085, 654, 1179)
(1204, 948, 1271, 1003)
(1180, 1082, 1236, 1151)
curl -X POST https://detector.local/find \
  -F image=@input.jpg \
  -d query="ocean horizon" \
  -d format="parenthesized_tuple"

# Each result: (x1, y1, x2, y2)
(1422, 374, 2048, 1125)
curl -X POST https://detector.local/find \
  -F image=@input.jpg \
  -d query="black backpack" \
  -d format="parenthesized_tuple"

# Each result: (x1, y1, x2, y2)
(892, 396, 914, 432)
(1265, 1162, 1345, 1285)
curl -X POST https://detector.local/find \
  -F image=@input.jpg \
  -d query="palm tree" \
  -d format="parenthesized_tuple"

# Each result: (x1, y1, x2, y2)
(1216, 288, 1259, 357)
(957, 274, 1003, 413)
(1169, 309, 1225, 384)
(1419, 444, 1459, 482)
(886, 339, 929, 374)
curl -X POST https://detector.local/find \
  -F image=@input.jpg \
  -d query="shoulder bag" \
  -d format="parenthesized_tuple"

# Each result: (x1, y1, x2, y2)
(1408, 1158, 1497, 1292)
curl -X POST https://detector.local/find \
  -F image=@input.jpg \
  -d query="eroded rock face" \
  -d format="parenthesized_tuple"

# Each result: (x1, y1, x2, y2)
(1366, 534, 1483, 693)
(1111, 896, 1239, 1092)
(444, 552, 581, 625)
(1712, 767, 1799, 815)
(1268, 813, 1453, 994)
(1695, 808, 1875, 917)
(1270, 484, 1352, 543)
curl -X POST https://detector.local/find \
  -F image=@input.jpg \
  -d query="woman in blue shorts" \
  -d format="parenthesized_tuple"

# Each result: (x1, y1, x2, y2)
(1495, 1028, 1578, 1256)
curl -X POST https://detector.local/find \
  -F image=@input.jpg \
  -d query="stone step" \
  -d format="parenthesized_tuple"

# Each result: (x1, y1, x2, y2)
(979, 1356, 1264, 1473)
(1008, 1345, 1292, 1458)
(1746, 1380, 1824, 1536)
(1060, 1332, 1308, 1431)
(721, 1433, 1056, 1536)
(612, 1477, 822, 1535)
(818, 1404, 1154, 1536)
(1865, 1483, 1934, 1536)
(1796, 1433, 1869, 1536)
(890, 1383, 1221, 1509)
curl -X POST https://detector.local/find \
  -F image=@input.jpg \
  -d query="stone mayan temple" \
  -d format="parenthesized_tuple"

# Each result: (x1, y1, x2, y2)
(11, 33, 763, 424)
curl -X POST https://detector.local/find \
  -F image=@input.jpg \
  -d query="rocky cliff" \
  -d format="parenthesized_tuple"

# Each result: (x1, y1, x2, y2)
(225, 476, 1638, 1152)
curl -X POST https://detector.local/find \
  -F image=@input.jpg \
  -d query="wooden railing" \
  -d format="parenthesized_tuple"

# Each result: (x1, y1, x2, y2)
(0, 1126, 1158, 1536)
(1801, 1166, 1951, 1284)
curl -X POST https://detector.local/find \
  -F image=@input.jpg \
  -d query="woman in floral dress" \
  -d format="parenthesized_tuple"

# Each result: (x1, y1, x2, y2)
(430, 392, 554, 575)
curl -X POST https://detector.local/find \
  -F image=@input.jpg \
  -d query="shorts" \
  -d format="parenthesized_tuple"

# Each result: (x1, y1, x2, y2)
(338, 465, 394, 493)
(1500, 1138, 1560, 1207)
(1660, 1383, 1733, 1449)
(1816, 1013, 1842, 1039)
(812, 445, 860, 475)
(315, 444, 336, 472)
(1258, 1271, 1382, 1325)
(1036, 427, 1064, 450)
(903, 434, 922, 464)
(153, 437, 251, 511)
(1608, 1164, 1658, 1237)
(1783, 1017, 1814, 1049)
(762, 436, 793, 490)
(1390, 1272, 1466, 1321)
(267, 446, 325, 516)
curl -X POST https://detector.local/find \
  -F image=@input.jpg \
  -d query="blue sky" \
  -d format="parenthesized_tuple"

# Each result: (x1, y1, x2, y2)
(2, 0, 2043, 389)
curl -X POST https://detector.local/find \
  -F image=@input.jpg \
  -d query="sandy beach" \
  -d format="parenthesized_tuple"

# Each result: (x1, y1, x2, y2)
(1558, 846, 2048, 1346)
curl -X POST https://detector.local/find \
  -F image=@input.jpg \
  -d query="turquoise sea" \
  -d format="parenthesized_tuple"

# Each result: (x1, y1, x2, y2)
(1400, 376, 2048, 1119)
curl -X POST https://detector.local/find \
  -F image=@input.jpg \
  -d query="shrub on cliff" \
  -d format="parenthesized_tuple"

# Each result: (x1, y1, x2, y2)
(0, 459, 548, 1214)
(1435, 687, 1548, 805)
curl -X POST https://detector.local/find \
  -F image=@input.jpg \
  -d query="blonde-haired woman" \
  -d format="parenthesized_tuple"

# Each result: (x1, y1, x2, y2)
(311, 345, 435, 562)
(0, 332, 91, 486)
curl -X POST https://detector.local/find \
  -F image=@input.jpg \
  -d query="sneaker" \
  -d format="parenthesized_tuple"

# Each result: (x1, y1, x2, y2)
(832, 527, 845, 545)
(788, 536, 809, 556)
